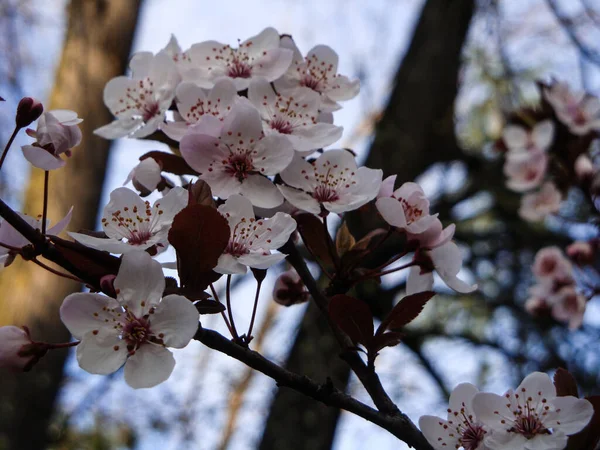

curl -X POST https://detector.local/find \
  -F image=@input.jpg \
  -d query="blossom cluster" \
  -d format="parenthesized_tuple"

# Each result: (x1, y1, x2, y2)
(420, 371, 594, 450)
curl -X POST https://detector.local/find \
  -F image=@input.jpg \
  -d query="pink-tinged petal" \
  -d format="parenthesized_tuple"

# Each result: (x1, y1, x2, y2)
(215, 253, 248, 275)
(0, 326, 33, 370)
(547, 396, 594, 435)
(103, 77, 136, 116)
(205, 170, 243, 200)
(279, 35, 304, 66)
(502, 125, 528, 150)
(60, 293, 121, 339)
(68, 231, 151, 254)
(418, 416, 457, 450)
(279, 153, 317, 191)
(47, 206, 73, 236)
(151, 186, 188, 225)
(94, 119, 142, 139)
(325, 75, 360, 102)
(448, 383, 480, 413)
(218, 194, 255, 228)
(162, 121, 190, 142)
(291, 122, 343, 151)
(251, 212, 297, 249)
(21, 145, 65, 170)
(242, 175, 284, 208)
(221, 103, 263, 147)
(376, 197, 408, 228)
(319, 96, 343, 113)
(378, 175, 396, 198)
(131, 115, 163, 138)
(251, 48, 293, 82)
(406, 266, 434, 295)
(431, 242, 477, 293)
(124, 344, 175, 389)
(252, 134, 294, 174)
(472, 392, 514, 429)
(125, 158, 162, 191)
(114, 252, 165, 316)
(238, 251, 286, 270)
(180, 132, 222, 174)
(278, 185, 320, 214)
(150, 295, 198, 348)
(532, 120, 554, 151)
(484, 432, 528, 450)
(76, 331, 128, 375)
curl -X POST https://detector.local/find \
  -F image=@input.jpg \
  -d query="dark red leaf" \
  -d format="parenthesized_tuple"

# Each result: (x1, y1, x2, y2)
(140, 151, 198, 176)
(168, 204, 230, 295)
(295, 213, 334, 266)
(188, 179, 216, 208)
(368, 331, 404, 353)
(328, 294, 374, 346)
(195, 300, 226, 314)
(566, 395, 600, 450)
(554, 368, 579, 398)
(339, 228, 388, 272)
(377, 291, 435, 335)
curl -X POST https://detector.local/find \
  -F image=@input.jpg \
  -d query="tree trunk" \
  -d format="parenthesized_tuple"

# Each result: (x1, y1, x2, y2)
(258, 1, 475, 449)
(0, 1, 141, 449)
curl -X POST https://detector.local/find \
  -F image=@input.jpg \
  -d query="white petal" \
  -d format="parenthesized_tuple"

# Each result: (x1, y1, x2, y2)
(532, 120, 555, 151)
(60, 293, 121, 339)
(502, 125, 528, 150)
(47, 206, 73, 235)
(278, 185, 320, 214)
(68, 231, 148, 254)
(291, 123, 343, 151)
(221, 103, 263, 148)
(115, 252, 165, 316)
(448, 382, 480, 414)
(250, 212, 296, 249)
(241, 175, 284, 208)
(218, 194, 255, 227)
(472, 392, 513, 430)
(150, 295, 199, 348)
(251, 48, 294, 81)
(215, 253, 248, 275)
(406, 266, 434, 295)
(376, 197, 408, 228)
(76, 331, 128, 375)
(94, 119, 142, 139)
(546, 396, 594, 435)
(161, 121, 190, 142)
(280, 153, 317, 191)
(238, 251, 286, 269)
(21, 145, 65, 170)
(418, 416, 458, 450)
(124, 344, 175, 389)
(252, 134, 294, 174)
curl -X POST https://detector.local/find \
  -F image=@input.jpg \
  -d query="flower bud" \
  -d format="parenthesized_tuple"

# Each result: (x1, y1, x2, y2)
(15, 97, 43, 129)
(566, 241, 595, 266)
(0, 325, 45, 372)
(575, 154, 594, 182)
(273, 270, 309, 306)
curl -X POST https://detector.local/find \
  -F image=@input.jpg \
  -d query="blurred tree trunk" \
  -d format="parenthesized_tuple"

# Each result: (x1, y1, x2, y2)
(258, 1, 475, 449)
(0, 1, 141, 449)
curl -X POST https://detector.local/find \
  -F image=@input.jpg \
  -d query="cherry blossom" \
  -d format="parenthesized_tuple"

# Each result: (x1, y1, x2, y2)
(544, 81, 600, 135)
(419, 383, 490, 450)
(247, 78, 342, 152)
(532, 247, 573, 283)
(550, 285, 586, 329)
(503, 150, 548, 192)
(278, 150, 382, 215)
(180, 103, 294, 208)
(0, 326, 36, 371)
(216, 195, 296, 274)
(407, 242, 477, 294)
(274, 36, 359, 112)
(566, 241, 594, 266)
(518, 182, 562, 222)
(95, 51, 180, 139)
(22, 110, 83, 170)
(69, 186, 188, 254)
(124, 158, 163, 196)
(273, 269, 309, 306)
(0, 209, 72, 267)
(502, 120, 554, 155)
(162, 78, 238, 141)
(187, 27, 293, 91)
(160, 34, 197, 81)
(472, 372, 594, 450)
(60, 252, 199, 389)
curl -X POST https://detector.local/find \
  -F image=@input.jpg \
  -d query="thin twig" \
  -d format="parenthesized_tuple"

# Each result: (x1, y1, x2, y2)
(0, 126, 19, 171)
(210, 282, 235, 337)
(32, 258, 84, 283)
(41, 170, 49, 235)
(246, 276, 263, 343)
(226, 274, 240, 341)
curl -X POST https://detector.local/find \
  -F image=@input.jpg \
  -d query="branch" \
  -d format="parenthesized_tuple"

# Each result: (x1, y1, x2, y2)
(194, 326, 433, 450)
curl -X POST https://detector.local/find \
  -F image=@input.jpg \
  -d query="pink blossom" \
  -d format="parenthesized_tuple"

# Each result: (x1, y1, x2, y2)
(274, 36, 359, 112)
(278, 150, 382, 215)
(544, 81, 600, 135)
(503, 150, 548, 192)
(501, 120, 554, 155)
(187, 27, 293, 91)
(566, 241, 595, 265)
(22, 110, 83, 170)
(518, 182, 562, 222)
(551, 285, 586, 329)
(532, 246, 573, 282)
(180, 103, 294, 208)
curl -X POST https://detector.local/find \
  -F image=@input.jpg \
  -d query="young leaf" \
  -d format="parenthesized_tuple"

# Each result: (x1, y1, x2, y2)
(195, 300, 226, 315)
(140, 150, 198, 176)
(295, 213, 334, 266)
(554, 368, 579, 398)
(377, 291, 435, 335)
(328, 294, 374, 346)
(168, 204, 230, 295)
(188, 179, 216, 208)
(369, 331, 404, 353)
(335, 221, 355, 257)
(566, 395, 600, 450)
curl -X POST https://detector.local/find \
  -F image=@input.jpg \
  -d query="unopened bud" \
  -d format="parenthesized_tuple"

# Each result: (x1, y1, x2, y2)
(273, 270, 309, 306)
(566, 241, 595, 266)
(0, 325, 46, 372)
(16, 97, 43, 129)
(575, 154, 594, 182)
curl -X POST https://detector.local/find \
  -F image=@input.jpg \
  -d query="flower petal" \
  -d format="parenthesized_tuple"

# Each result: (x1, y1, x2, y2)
(114, 252, 165, 316)
(60, 293, 121, 339)
(150, 294, 199, 348)
(76, 331, 128, 375)
(124, 344, 175, 389)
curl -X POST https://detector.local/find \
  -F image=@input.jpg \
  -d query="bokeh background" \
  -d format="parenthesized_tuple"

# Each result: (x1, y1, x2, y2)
(0, 0, 599, 449)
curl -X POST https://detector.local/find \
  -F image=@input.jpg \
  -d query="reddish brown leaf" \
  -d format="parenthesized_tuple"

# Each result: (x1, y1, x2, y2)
(368, 331, 404, 353)
(195, 300, 226, 314)
(566, 395, 600, 450)
(188, 179, 216, 208)
(377, 291, 435, 335)
(328, 294, 374, 346)
(140, 151, 198, 176)
(554, 368, 579, 398)
(340, 228, 388, 271)
(295, 213, 334, 266)
(168, 204, 230, 294)
(335, 221, 355, 257)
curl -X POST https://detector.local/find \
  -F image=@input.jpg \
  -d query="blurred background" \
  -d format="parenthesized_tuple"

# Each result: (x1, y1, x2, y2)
(0, 0, 599, 449)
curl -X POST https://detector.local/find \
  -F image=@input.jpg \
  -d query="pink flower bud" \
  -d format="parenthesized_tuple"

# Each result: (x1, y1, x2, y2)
(0, 326, 40, 372)
(575, 154, 594, 181)
(273, 270, 309, 306)
(15, 97, 44, 128)
(566, 241, 595, 266)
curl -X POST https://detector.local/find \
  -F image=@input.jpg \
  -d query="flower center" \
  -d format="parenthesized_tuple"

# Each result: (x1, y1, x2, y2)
(313, 185, 339, 203)
(226, 241, 249, 257)
(121, 314, 152, 351)
(399, 198, 424, 224)
(511, 414, 550, 439)
(142, 102, 161, 122)
(227, 60, 252, 79)
(128, 230, 153, 246)
(300, 75, 322, 92)
(270, 117, 294, 134)
(224, 153, 254, 182)
(459, 424, 486, 450)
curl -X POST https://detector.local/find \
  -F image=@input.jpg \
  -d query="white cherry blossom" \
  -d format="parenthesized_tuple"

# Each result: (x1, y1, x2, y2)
(419, 383, 490, 450)
(124, 158, 163, 195)
(274, 36, 359, 112)
(550, 285, 586, 329)
(502, 120, 554, 155)
(69, 186, 188, 254)
(532, 246, 573, 282)
(407, 241, 477, 294)
(247, 78, 342, 152)
(544, 81, 600, 135)
(472, 372, 594, 450)
(60, 252, 199, 389)
(278, 150, 382, 215)
(22, 110, 83, 170)
(216, 195, 296, 274)
(519, 182, 562, 222)
(180, 103, 294, 208)
(503, 150, 548, 192)
(95, 51, 180, 139)
(162, 78, 238, 141)
(187, 27, 293, 91)
(160, 34, 198, 81)
(376, 182, 439, 234)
